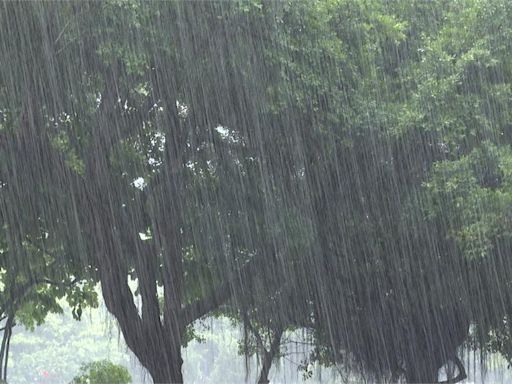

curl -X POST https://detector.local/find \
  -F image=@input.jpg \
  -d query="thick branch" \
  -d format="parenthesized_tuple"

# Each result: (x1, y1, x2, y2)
(98, 258, 146, 359)
(180, 277, 233, 326)
(242, 312, 283, 384)
(180, 256, 264, 326)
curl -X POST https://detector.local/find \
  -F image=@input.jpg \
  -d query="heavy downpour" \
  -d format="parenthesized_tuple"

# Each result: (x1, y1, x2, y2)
(1, 1, 512, 383)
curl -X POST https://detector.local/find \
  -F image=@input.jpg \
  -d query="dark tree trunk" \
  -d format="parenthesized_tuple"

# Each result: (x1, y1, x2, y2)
(150, 362, 183, 384)
(257, 328, 283, 384)
(145, 345, 184, 384)
(258, 350, 272, 384)
(0, 315, 14, 382)
(404, 358, 439, 384)
(99, 258, 186, 383)
(403, 345, 468, 383)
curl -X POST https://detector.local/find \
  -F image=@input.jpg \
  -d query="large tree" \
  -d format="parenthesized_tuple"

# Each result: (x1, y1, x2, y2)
(0, 1, 289, 382)
(252, 0, 512, 382)
(2, 1, 512, 384)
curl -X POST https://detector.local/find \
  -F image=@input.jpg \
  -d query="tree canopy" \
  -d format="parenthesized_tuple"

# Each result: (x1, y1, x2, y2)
(2, 1, 512, 383)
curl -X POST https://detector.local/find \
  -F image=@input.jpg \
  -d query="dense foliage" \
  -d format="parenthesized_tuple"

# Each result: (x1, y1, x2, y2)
(2, 1, 512, 383)
(71, 360, 131, 384)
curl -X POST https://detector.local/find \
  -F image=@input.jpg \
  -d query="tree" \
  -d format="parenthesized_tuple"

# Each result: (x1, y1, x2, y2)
(0, 1, 285, 382)
(3, 1, 512, 383)
(71, 360, 131, 384)
(254, 0, 512, 381)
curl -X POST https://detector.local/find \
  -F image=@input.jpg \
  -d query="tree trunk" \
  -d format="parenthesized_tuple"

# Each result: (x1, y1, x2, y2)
(100, 266, 186, 383)
(404, 359, 439, 384)
(0, 315, 14, 382)
(146, 349, 184, 384)
(258, 350, 272, 384)
(257, 328, 283, 384)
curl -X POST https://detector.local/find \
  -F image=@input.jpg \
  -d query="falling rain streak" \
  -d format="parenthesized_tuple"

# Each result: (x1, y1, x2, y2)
(1, 1, 512, 383)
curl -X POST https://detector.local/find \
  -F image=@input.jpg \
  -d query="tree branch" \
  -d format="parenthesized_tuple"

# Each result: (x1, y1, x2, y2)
(180, 256, 264, 326)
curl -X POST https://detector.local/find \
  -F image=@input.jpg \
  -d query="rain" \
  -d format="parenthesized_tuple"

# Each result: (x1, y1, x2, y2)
(1, 1, 512, 383)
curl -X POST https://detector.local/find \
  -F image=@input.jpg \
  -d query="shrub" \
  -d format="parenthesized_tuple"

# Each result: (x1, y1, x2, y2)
(71, 360, 131, 384)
